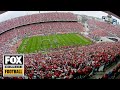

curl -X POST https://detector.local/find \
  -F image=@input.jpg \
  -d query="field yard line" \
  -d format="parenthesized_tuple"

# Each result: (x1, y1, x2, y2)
(52, 34, 59, 48)
(76, 34, 89, 42)
(17, 39, 24, 53)
(39, 35, 42, 50)
(77, 34, 92, 45)
(20, 38, 26, 53)
(67, 33, 77, 45)
(36, 36, 40, 51)
(30, 37, 35, 53)
(74, 34, 90, 44)
(71, 33, 91, 45)
(44, 34, 53, 50)
(45, 35, 49, 49)
(62, 34, 70, 45)
(55, 34, 64, 47)
(33, 37, 37, 52)
(41, 35, 47, 50)
(21, 39, 28, 53)
(34, 36, 38, 53)
(22, 39, 27, 51)
(42, 35, 47, 50)
(64, 34, 73, 45)
(23, 39, 28, 52)
(69, 33, 82, 44)
(61, 34, 69, 46)
(50, 34, 55, 48)
(66, 34, 75, 45)
(27, 37, 33, 53)
(47, 35, 52, 49)
(56, 34, 65, 46)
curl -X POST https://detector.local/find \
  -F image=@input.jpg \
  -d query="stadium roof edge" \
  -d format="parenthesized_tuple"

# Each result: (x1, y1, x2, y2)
(104, 11, 120, 20)
(0, 11, 120, 19)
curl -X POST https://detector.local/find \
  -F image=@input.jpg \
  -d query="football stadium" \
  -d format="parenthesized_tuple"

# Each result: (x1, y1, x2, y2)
(0, 11, 120, 79)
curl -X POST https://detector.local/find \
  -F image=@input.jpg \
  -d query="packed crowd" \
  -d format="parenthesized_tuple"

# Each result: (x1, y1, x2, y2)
(0, 15, 120, 79)
(0, 12, 77, 34)
(88, 29, 110, 39)
(0, 21, 84, 63)
(87, 19, 120, 39)
(1, 41, 120, 79)
(0, 22, 84, 45)
(23, 42, 120, 79)
(102, 63, 120, 79)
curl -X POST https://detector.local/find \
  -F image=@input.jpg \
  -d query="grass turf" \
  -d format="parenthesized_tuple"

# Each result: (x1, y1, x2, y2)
(17, 33, 92, 54)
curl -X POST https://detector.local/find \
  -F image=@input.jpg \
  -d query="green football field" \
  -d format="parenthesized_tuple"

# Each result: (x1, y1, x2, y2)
(17, 33, 92, 54)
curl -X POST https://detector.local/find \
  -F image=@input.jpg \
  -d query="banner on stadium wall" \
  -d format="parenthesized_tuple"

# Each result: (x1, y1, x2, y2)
(3, 54, 24, 77)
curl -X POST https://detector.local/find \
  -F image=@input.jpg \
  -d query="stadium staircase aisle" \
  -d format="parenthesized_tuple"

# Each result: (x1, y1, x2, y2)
(89, 59, 120, 79)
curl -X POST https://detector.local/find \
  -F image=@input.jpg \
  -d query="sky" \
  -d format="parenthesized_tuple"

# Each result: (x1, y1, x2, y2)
(0, 11, 119, 23)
